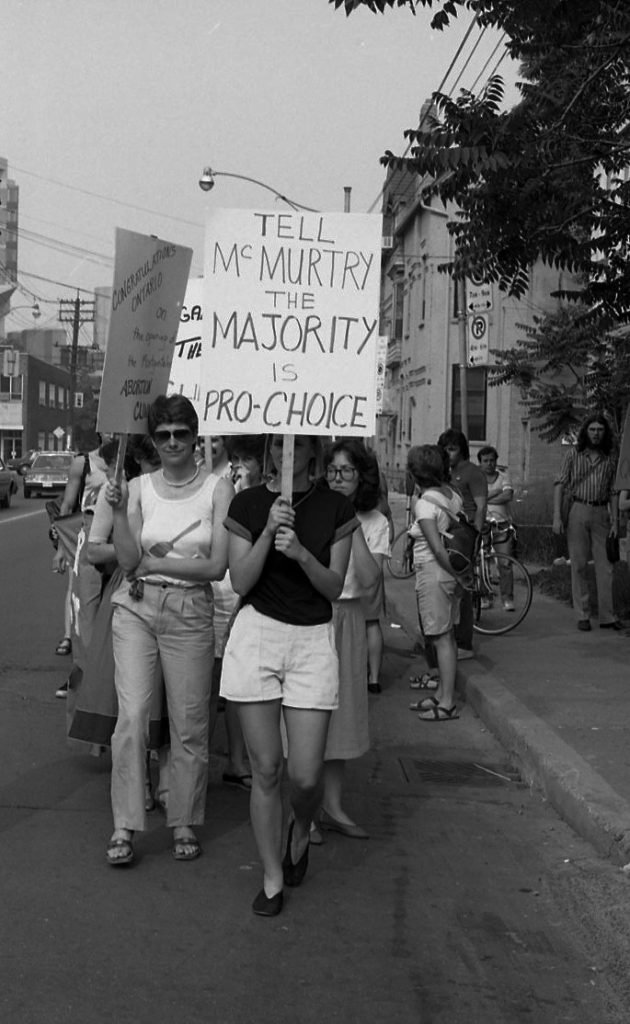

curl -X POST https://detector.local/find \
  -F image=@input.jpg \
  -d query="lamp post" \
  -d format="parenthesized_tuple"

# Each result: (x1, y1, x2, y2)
(198, 166, 320, 212)
(8, 302, 41, 320)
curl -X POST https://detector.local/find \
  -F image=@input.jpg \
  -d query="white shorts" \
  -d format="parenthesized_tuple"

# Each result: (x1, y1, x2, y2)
(220, 604, 339, 710)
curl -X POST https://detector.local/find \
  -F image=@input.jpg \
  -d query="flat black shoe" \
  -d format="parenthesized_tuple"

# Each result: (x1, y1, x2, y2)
(600, 620, 623, 630)
(252, 888, 283, 917)
(282, 820, 309, 887)
(577, 619, 591, 632)
(367, 683, 381, 694)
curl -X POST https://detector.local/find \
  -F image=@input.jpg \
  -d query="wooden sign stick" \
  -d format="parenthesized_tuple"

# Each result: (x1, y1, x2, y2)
(204, 436, 214, 469)
(113, 434, 128, 485)
(280, 434, 295, 502)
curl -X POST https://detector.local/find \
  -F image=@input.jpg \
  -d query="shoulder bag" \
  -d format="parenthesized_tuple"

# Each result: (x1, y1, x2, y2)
(422, 492, 481, 574)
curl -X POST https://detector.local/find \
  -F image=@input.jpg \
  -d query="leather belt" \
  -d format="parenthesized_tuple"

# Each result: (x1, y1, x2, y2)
(574, 499, 607, 507)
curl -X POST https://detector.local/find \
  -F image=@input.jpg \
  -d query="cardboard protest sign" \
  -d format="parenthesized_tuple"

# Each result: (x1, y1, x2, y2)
(199, 208, 381, 436)
(615, 405, 630, 490)
(167, 276, 204, 415)
(97, 229, 193, 434)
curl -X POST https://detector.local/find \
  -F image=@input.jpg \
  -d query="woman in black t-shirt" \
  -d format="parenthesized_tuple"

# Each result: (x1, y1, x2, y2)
(220, 435, 357, 917)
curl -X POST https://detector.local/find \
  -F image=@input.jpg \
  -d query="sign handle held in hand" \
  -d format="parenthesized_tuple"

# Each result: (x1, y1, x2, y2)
(280, 434, 294, 502)
(114, 434, 128, 486)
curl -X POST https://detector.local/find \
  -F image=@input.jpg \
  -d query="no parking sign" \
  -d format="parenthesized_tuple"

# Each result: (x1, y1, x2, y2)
(467, 313, 489, 366)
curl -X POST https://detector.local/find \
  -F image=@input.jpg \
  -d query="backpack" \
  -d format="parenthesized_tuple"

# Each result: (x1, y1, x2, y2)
(421, 491, 481, 574)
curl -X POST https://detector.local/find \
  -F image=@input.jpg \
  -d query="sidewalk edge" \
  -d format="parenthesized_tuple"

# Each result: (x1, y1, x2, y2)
(386, 583, 630, 867)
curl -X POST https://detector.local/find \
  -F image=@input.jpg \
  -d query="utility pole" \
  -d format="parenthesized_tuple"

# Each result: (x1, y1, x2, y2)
(457, 277, 469, 437)
(58, 295, 95, 449)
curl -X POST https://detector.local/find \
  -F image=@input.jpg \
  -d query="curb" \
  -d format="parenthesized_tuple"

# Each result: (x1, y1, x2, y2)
(386, 578, 630, 866)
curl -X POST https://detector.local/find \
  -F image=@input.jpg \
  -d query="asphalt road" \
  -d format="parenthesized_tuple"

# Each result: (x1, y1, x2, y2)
(2, 497, 630, 1023)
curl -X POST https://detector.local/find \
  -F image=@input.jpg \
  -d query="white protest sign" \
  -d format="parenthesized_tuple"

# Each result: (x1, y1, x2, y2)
(97, 228, 193, 434)
(199, 208, 381, 436)
(168, 276, 205, 414)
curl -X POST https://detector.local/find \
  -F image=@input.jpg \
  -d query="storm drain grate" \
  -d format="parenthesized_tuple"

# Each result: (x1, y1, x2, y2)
(398, 758, 519, 786)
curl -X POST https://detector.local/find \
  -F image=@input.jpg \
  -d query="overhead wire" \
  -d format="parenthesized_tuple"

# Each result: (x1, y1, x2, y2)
(367, 11, 480, 213)
(11, 164, 203, 230)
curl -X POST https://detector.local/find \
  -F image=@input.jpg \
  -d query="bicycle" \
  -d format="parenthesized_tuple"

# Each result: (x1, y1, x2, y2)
(471, 526, 532, 635)
(387, 496, 415, 579)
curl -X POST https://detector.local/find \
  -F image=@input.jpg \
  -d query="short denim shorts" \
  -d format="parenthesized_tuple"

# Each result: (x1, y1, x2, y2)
(220, 604, 339, 710)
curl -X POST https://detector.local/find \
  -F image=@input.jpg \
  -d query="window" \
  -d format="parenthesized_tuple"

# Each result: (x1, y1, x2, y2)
(393, 282, 404, 341)
(48, 382, 55, 407)
(451, 366, 487, 442)
(39, 381, 47, 405)
(37, 431, 47, 450)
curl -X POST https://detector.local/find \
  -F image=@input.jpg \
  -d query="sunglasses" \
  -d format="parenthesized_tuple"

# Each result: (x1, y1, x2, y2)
(153, 428, 193, 445)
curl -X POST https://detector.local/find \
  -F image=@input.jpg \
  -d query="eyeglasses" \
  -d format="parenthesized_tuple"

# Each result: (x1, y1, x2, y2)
(153, 428, 193, 445)
(325, 465, 357, 482)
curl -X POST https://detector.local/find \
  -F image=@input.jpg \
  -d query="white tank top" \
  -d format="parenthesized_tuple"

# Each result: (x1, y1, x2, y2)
(139, 471, 219, 585)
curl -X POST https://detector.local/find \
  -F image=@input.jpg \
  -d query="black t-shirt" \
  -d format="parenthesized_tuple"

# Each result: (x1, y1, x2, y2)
(225, 483, 357, 625)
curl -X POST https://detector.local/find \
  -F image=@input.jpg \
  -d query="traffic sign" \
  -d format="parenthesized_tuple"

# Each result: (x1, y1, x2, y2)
(466, 276, 492, 313)
(53, 426, 65, 440)
(467, 313, 489, 365)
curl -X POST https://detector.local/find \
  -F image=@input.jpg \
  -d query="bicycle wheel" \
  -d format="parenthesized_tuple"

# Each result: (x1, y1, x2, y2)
(472, 553, 532, 635)
(387, 527, 414, 579)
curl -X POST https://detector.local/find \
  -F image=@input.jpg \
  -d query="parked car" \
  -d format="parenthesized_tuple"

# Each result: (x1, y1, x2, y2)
(0, 457, 20, 508)
(23, 451, 75, 499)
(7, 450, 38, 476)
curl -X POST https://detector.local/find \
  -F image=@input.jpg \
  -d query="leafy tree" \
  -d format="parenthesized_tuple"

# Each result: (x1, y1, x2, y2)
(331, 0, 630, 320)
(489, 305, 630, 440)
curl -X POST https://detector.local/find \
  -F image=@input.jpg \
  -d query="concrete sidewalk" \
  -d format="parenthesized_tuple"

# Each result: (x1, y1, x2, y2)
(385, 494, 630, 866)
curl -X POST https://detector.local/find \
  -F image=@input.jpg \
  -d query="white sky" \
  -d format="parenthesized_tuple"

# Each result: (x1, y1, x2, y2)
(3, 0, 518, 333)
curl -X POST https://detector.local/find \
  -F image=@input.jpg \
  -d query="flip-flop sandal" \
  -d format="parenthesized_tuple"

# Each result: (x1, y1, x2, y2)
(222, 772, 253, 791)
(409, 696, 440, 712)
(106, 836, 134, 866)
(417, 705, 460, 722)
(409, 673, 439, 691)
(55, 637, 72, 656)
(172, 836, 202, 861)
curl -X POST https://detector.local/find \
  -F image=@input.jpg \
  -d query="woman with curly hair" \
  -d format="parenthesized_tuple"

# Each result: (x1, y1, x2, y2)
(320, 439, 386, 839)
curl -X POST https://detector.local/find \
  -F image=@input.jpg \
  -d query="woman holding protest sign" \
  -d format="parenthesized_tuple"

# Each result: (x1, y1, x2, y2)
(104, 394, 233, 867)
(220, 433, 357, 916)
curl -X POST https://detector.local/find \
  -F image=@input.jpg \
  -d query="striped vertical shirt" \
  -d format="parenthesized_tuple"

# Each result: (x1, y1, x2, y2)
(556, 448, 617, 502)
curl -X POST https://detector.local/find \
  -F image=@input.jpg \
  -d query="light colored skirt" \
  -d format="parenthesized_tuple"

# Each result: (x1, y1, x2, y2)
(325, 598, 369, 761)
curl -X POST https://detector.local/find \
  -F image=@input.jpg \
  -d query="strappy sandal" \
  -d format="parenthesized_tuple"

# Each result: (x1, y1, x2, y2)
(417, 704, 460, 722)
(172, 832, 202, 861)
(55, 637, 72, 656)
(409, 673, 439, 691)
(106, 835, 135, 866)
(409, 696, 439, 712)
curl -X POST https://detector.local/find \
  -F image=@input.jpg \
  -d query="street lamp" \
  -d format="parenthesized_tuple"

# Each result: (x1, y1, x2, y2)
(8, 302, 41, 319)
(198, 166, 319, 212)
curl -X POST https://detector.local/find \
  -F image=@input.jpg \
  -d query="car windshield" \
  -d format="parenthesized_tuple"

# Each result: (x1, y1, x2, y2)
(32, 454, 73, 470)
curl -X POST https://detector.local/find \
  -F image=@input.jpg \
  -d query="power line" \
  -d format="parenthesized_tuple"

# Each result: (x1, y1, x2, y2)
(11, 163, 203, 230)
(367, 12, 480, 213)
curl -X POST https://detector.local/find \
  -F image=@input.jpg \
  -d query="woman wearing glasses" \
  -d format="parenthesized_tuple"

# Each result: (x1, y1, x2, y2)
(220, 434, 357, 916)
(104, 395, 233, 867)
(320, 440, 387, 838)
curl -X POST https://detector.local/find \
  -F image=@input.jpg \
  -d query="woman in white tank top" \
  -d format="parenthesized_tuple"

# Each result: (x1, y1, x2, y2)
(104, 395, 233, 868)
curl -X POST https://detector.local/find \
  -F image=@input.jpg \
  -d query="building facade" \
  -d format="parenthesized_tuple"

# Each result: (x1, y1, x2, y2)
(0, 347, 73, 461)
(376, 168, 574, 496)
(0, 157, 19, 326)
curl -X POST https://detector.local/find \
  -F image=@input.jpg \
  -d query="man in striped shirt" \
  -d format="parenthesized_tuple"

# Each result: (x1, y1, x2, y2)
(553, 415, 620, 631)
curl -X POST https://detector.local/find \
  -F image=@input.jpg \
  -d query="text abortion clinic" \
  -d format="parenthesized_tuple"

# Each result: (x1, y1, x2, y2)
(202, 212, 379, 431)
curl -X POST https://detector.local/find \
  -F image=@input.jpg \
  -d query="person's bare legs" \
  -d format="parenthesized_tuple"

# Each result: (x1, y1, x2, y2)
(366, 620, 384, 691)
(283, 706, 331, 863)
(224, 702, 250, 779)
(237, 700, 284, 898)
(431, 629, 457, 709)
